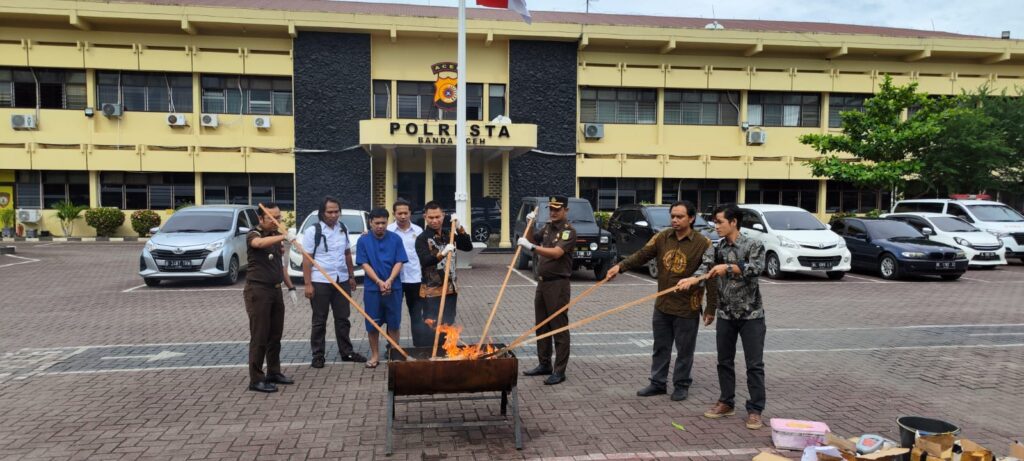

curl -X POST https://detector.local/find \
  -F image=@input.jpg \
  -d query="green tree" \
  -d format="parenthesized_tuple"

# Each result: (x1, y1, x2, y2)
(53, 200, 88, 237)
(966, 88, 1024, 193)
(915, 97, 1012, 195)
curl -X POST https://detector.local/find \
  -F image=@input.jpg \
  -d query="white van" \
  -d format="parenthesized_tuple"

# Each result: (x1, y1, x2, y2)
(891, 199, 1024, 262)
(738, 204, 852, 280)
(883, 212, 1007, 268)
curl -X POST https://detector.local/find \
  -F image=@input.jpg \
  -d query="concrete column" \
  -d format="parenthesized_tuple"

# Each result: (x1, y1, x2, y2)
(463, 152, 472, 235)
(88, 170, 99, 208)
(737, 178, 747, 204)
(193, 170, 203, 205)
(499, 150, 511, 248)
(385, 148, 397, 210)
(654, 177, 663, 205)
(424, 148, 434, 203)
(821, 93, 831, 132)
(817, 179, 828, 220)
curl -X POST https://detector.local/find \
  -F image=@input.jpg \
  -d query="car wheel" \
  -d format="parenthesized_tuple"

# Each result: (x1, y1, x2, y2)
(472, 224, 490, 243)
(647, 260, 659, 279)
(941, 274, 962, 281)
(143, 277, 161, 287)
(765, 252, 785, 280)
(222, 255, 240, 285)
(594, 260, 609, 281)
(878, 254, 901, 280)
(826, 271, 845, 280)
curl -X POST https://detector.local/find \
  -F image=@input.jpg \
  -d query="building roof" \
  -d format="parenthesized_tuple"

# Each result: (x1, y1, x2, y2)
(102, 0, 986, 39)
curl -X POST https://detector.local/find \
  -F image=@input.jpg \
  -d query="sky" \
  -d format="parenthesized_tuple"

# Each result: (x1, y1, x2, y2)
(338, 0, 1024, 38)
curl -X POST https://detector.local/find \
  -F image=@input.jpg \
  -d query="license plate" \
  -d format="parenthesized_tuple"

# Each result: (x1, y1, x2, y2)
(575, 251, 591, 258)
(935, 262, 955, 270)
(979, 252, 996, 259)
(167, 259, 190, 268)
(811, 262, 834, 270)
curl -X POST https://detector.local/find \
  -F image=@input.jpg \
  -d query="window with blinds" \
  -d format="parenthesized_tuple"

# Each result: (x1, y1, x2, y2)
(200, 75, 292, 115)
(373, 80, 391, 118)
(100, 173, 195, 209)
(97, 71, 193, 113)
(0, 67, 85, 110)
(828, 93, 869, 128)
(580, 87, 657, 125)
(664, 90, 740, 126)
(748, 92, 820, 127)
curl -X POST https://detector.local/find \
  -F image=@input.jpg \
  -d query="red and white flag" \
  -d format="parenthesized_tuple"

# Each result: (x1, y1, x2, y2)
(477, 0, 532, 24)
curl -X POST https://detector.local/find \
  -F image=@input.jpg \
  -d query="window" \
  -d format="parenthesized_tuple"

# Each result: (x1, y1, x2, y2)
(946, 204, 973, 222)
(0, 67, 85, 109)
(200, 75, 292, 115)
(828, 93, 869, 128)
(488, 84, 506, 120)
(578, 178, 656, 211)
(664, 179, 739, 216)
(846, 220, 867, 238)
(664, 90, 739, 126)
(96, 71, 193, 113)
(201, 173, 294, 210)
(12, 171, 88, 209)
(396, 81, 483, 120)
(748, 92, 820, 127)
(740, 212, 765, 231)
(100, 173, 195, 209)
(580, 87, 657, 124)
(827, 182, 891, 213)
(373, 80, 391, 118)
(745, 180, 819, 213)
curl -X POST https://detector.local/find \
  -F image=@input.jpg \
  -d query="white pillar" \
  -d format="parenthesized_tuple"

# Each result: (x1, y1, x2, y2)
(454, 0, 469, 224)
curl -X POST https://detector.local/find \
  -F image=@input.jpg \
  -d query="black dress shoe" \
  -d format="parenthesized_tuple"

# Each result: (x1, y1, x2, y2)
(341, 352, 367, 363)
(248, 381, 278, 393)
(523, 364, 553, 376)
(267, 373, 294, 385)
(543, 373, 566, 385)
(311, 357, 325, 368)
(636, 384, 667, 397)
(670, 388, 689, 401)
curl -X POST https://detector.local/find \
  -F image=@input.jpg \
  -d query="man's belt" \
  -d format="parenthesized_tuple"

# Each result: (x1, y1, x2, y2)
(538, 275, 569, 282)
(249, 280, 282, 289)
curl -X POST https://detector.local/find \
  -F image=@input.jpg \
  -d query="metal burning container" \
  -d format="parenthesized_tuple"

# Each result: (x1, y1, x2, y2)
(385, 345, 522, 454)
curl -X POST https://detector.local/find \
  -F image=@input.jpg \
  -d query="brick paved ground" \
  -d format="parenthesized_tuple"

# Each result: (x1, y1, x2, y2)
(0, 242, 1022, 460)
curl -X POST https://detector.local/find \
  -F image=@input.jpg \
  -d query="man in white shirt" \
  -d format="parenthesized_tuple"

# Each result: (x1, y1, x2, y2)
(386, 199, 429, 347)
(302, 196, 367, 367)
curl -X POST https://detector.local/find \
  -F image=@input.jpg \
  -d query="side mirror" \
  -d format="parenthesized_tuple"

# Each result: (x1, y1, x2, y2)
(149, 227, 160, 235)
(238, 226, 250, 235)
(825, 223, 832, 230)
(635, 220, 649, 228)
(922, 227, 934, 236)
(752, 223, 765, 232)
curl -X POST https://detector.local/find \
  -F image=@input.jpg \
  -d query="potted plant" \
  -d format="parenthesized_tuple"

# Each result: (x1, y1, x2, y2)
(53, 200, 88, 237)
(85, 207, 126, 238)
(0, 207, 15, 238)
(130, 210, 162, 237)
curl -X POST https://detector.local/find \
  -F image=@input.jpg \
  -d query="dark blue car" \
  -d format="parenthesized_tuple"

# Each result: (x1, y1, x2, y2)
(832, 218, 968, 281)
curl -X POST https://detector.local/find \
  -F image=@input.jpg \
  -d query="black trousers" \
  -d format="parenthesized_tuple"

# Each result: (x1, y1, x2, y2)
(716, 316, 767, 413)
(649, 309, 700, 390)
(535, 278, 570, 375)
(403, 283, 431, 347)
(310, 280, 354, 359)
(244, 283, 284, 385)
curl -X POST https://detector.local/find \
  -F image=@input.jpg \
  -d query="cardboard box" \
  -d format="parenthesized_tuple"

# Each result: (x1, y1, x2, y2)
(1010, 440, 1024, 460)
(910, 435, 992, 461)
(824, 434, 909, 461)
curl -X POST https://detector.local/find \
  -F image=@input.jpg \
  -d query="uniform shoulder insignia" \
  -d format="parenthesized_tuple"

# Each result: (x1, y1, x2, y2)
(560, 230, 571, 241)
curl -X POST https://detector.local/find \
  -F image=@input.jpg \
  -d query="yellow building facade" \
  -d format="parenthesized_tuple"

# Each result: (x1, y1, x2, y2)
(0, 0, 1021, 241)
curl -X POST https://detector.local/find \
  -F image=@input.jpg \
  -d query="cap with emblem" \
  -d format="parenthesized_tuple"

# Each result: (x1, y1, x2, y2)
(548, 195, 568, 209)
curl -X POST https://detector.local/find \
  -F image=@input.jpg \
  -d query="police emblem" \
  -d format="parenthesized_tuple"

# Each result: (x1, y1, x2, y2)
(432, 62, 458, 111)
(560, 230, 571, 241)
(0, 192, 10, 208)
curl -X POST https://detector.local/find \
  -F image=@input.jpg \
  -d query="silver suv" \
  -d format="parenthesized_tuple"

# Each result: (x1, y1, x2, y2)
(139, 205, 258, 287)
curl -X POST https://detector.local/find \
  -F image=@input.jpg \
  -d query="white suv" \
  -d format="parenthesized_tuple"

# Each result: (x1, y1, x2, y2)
(738, 204, 852, 280)
(286, 209, 368, 279)
(883, 212, 1006, 268)
(892, 199, 1024, 263)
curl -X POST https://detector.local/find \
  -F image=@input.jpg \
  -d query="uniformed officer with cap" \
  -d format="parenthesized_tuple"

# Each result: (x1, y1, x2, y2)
(517, 195, 576, 385)
(244, 202, 297, 393)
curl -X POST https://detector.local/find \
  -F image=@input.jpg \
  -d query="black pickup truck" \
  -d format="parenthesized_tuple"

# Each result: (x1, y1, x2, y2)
(513, 197, 614, 280)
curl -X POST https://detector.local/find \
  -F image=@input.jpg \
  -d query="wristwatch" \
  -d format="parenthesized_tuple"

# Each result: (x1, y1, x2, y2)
(288, 287, 296, 291)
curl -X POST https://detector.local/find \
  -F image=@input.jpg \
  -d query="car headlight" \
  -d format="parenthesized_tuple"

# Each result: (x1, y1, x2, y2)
(778, 235, 799, 249)
(205, 241, 225, 252)
(901, 251, 926, 259)
(599, 235, 609, 244)
(992, 231, 1010, 239)
(953, 237, 973, 248)
(144, 241, 156, 252)
(836, 239, 846, 249)
(589, 242, 598, 251)
(955, 250, 966, 259)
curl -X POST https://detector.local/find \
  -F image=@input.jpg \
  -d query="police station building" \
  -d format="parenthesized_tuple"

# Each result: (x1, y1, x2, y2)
(2, 0, 1021, 246)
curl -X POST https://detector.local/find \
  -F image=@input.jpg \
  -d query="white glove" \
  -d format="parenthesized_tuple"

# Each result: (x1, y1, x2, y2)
(449, 213, 460, 224)
(439, 243, 456, 257)
(526, 211, 537, 221)
(517, 237, 535, 251)
(285, 228, 297, 242)
(288, 289, 298, 306)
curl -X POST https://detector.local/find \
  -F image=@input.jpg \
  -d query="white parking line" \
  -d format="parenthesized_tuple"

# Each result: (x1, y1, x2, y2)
(620, 271, 657, 285)
(0, 254, 40, 269)
(123, 287, 245, 293)
(512, 268, 538, 285)
(844, 273, 888, 283)
(121, 284, 147, 293)
(959, 276, 991, 283)
(969, 332, 1024, 337)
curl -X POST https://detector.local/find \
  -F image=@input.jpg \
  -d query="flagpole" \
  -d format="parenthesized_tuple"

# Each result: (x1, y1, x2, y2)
(455, 0, 468, 228)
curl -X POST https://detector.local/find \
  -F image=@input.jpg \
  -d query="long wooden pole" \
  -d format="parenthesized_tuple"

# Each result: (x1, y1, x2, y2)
(257, 204, 411, 360)
(476, 209, 537, 349)
(430, 218, 459, 358)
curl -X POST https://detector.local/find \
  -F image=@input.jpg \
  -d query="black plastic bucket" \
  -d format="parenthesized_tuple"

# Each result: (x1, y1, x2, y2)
(896, 416, 961, 461)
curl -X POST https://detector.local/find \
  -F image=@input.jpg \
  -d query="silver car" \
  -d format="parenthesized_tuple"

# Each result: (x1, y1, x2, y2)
(139, 205, 258, 287)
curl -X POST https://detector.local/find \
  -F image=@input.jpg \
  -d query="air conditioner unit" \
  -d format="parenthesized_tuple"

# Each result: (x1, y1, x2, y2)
(10, 114, 36, 130)
(101, 103, 123, 118)
(583, 123, 604, 140)
(200, 114, 219, 128)
(16, 209, 42, 223)
(166, 113, 188, 126)
(746, 130, 767, 145)
(253, 116, 271, 129)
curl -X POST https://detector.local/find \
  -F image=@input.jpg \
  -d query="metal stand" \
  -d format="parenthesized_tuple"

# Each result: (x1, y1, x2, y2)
(385, 386, 522, 455)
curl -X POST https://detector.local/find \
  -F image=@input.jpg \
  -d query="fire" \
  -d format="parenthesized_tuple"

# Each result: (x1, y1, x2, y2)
(425, 319, 496, 360)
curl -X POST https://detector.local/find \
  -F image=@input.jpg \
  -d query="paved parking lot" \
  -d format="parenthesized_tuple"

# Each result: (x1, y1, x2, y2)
(1, 242, 1022, 460)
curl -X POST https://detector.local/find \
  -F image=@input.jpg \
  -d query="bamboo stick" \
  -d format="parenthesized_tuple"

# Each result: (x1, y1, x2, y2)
(476, 208, 537, 349)
(430, 218, 460, 359)
(257, 204, 411, 360)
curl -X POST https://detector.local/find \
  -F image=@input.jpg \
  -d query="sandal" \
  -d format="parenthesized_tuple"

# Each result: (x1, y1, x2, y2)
(365, 360, 379, 369)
